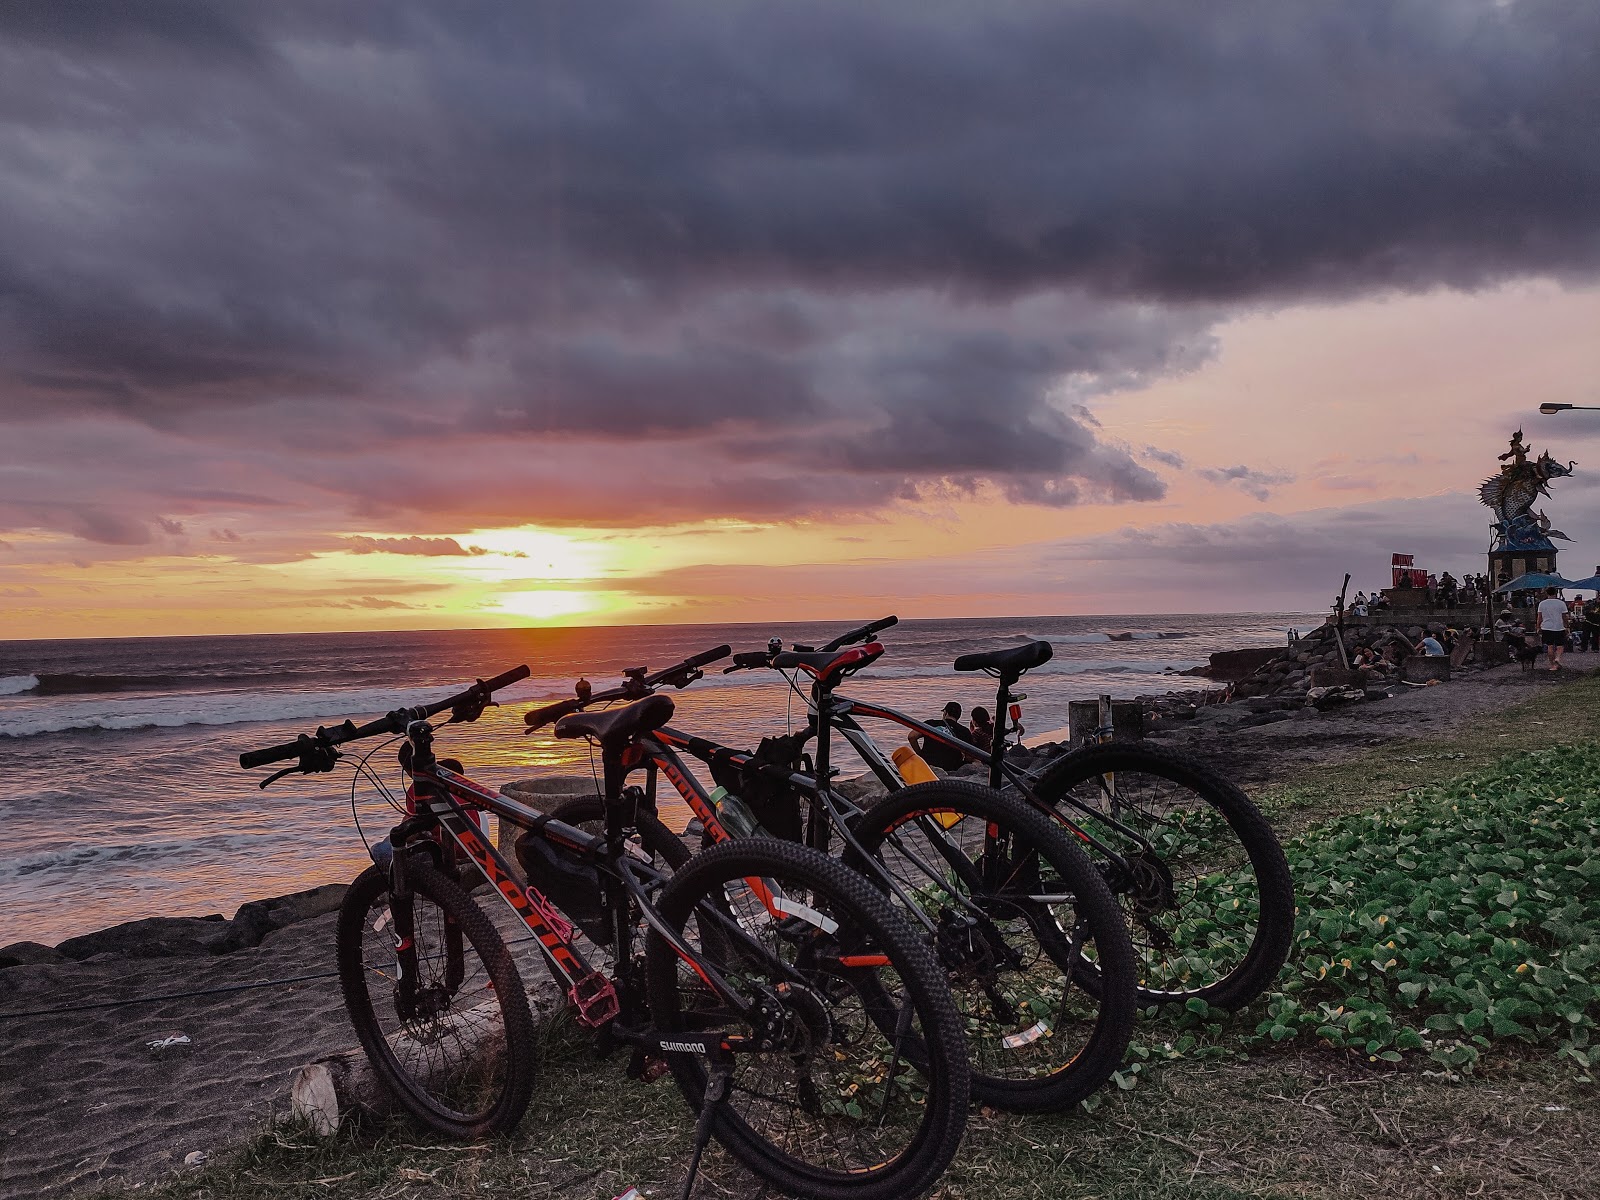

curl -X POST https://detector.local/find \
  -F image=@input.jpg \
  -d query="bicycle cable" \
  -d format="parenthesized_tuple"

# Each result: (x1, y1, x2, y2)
(348, 734, 403, 854)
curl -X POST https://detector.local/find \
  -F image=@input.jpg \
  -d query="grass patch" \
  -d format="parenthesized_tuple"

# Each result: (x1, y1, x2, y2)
(1257, 673, 1600, 831)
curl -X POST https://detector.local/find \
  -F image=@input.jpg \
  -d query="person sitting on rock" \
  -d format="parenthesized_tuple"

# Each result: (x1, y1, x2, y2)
(967, 707, 995, 754)
(910, 701, 968, 770)
(1419, 634, 1446, 656)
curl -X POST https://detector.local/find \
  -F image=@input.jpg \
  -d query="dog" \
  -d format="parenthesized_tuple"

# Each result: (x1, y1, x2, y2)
(1516, 636, 1543, 672)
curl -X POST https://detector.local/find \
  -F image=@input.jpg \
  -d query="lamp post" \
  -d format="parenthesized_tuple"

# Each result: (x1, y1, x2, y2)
(1540, 403, 1600, 414)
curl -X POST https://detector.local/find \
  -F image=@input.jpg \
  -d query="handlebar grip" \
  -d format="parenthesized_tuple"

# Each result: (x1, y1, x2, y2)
(731, 651, 771, 669)
(240, 735, 310, 770)
(480, 664, 532, 694)
(524, 697, 583, 730)
(823, 615, 899, 652)
(683, 644, 732, 670)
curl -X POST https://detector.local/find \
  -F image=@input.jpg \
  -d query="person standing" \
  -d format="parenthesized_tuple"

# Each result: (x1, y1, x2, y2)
(1583, 595, 1600, 653)
(1536, 586, 1569, 672)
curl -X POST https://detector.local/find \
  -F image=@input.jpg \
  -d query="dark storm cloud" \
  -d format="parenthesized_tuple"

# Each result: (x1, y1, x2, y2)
(2, 0, 1599, 540)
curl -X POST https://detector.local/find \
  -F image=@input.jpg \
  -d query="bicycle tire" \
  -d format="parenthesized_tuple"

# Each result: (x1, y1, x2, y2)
(337, 860, 537, 1138)
(1029, 741, 1295, 1010)
(845, 778, 1137, 1112)
(645, 838, 969, 1200)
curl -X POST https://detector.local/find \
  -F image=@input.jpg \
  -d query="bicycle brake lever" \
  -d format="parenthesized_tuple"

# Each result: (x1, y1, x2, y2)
(258, 764, 304, 789)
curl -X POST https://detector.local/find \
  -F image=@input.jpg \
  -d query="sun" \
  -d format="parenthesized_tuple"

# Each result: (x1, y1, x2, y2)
(493, 589, 607, 622)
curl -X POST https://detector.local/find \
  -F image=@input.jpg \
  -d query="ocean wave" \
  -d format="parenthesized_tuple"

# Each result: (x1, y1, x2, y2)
(14, 669, 352, 696)
(0, 674, 40, 696)
(0, 678, 550, 740)
(3, 832, 286, 881)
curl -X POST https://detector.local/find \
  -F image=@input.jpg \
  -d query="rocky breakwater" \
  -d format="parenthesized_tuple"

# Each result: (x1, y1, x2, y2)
(0, 882, 349, 967)
(1138, 617, 1496, 737)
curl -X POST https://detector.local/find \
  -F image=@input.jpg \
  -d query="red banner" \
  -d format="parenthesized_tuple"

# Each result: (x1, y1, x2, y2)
(1390, 552, 1425, 588)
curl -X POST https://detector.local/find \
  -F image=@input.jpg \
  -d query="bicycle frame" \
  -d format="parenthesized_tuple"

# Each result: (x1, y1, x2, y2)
(641, 725, 1038, 942)
(387, 721, 762, 1038)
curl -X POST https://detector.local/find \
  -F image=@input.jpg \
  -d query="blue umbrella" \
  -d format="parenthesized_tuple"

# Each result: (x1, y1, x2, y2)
(1494, 571, 1576, 593)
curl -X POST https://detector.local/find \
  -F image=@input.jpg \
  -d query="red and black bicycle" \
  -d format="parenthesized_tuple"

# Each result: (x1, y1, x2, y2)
(240, 662, 970, 1200)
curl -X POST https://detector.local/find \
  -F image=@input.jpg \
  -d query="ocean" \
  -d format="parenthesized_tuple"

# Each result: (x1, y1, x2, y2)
(0, 613, 1315, 945)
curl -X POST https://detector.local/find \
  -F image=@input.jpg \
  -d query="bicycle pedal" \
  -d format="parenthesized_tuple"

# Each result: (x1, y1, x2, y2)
(625, 1047, 671, 1083)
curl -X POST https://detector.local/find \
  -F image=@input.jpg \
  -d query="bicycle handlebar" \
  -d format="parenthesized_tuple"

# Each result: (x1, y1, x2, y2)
(821, 615, 897, 652)
(522, 646, 731, 730)
(722, 616, 900, 670)
(239, 664, 531, 769)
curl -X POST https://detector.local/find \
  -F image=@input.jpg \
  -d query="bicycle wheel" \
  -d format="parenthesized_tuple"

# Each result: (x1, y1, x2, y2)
(1029, 741, 1295, 1010)
(846, 779, 1137, 1112)
(337, 859, 537, 1138)
(645, 839, 968, 1200)
(546, 794, 692, 872)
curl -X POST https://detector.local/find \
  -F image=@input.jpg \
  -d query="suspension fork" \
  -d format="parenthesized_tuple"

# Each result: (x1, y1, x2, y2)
(385, 841, 424, 1018)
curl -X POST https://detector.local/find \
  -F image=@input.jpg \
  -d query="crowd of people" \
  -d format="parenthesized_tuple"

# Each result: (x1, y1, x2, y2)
(1492, 588, 1600, 666)
(1345, 570, 1497, 617)
(1340, 589, 1598, 677)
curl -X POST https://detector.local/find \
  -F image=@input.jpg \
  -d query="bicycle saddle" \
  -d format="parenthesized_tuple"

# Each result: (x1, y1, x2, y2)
(772, 641, 885, 684)
(952, 640, 1053, 676)
(554, 693, 675, 745)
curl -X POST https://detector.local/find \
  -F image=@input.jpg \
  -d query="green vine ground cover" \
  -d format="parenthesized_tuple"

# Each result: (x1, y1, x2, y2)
(1135, 740, 1600, 1084)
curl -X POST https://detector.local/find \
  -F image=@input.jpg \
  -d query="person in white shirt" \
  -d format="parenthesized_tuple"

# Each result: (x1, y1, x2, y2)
(1535, 587, 1570, 672)
(1419, 634, 1445, 656)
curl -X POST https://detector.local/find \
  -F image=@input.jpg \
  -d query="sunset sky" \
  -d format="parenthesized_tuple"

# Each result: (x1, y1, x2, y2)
(3, 2, 1600, 639)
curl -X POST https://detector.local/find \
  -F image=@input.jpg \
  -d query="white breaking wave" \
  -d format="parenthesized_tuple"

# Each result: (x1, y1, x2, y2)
(0, 678, 552, 740)
(0, 674, 40, 696)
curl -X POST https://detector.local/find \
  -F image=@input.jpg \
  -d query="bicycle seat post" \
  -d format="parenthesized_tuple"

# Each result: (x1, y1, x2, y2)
(989, 672, 1019, 790)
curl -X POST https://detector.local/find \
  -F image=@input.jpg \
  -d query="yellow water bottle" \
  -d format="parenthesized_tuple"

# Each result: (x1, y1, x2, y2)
(891, 746, 962, 827)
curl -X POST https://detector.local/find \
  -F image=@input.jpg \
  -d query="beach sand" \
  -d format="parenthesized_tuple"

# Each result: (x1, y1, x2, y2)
(3, 654, 1595, 1197)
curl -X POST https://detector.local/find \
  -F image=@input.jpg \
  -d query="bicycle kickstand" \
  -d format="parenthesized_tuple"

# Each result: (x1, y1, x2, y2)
(678, 1057, 734, 1200)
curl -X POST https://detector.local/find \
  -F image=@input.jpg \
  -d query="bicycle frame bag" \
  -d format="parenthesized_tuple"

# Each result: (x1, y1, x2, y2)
(514, 833, 611, 945)
(708, 732, 808, 843)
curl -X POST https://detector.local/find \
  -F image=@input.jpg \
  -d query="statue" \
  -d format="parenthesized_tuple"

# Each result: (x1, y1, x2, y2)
(1497, 429, 1530, 469)
(1480, 438, 1575, 553)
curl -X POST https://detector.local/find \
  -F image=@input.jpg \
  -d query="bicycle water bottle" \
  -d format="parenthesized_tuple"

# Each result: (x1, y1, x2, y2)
(892, 747, 963, 828)
(892, 745, 939, 785)
(709, 785, 764, 837)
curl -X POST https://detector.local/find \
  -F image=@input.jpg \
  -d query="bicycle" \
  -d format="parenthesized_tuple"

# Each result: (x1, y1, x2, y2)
(240, 663, 970, 1200)
(734, 618, 1295, 1011)
(525, 636, 1139, 1113)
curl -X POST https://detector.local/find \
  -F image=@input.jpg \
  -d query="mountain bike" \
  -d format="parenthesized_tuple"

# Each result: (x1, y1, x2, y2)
(525, 642, 1139, 1113)
(724, 617, 1295, 1012)
(240, 664, 970, 1200)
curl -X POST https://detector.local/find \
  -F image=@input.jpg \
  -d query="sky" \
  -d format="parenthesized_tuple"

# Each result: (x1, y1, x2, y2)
(3, 1, 1600, 639)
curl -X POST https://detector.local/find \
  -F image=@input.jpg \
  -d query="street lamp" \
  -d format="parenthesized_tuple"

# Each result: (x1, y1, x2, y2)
(1541, 403, 1600, 414)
